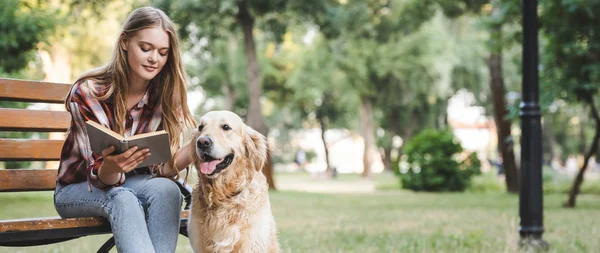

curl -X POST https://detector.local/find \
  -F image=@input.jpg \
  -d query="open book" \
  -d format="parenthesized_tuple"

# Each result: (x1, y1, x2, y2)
(85, 120, 171, 169)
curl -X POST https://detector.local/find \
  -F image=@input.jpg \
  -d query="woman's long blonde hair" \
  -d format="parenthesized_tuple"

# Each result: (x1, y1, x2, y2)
(70, 7, 195, 148)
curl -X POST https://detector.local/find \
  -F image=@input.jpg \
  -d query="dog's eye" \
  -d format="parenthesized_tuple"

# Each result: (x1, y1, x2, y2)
(222, 124, 231, 131)
(198, 125, 204, 131)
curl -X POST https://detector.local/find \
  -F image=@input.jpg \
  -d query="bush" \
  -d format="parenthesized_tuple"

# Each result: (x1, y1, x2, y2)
(398, 129, 481, 192)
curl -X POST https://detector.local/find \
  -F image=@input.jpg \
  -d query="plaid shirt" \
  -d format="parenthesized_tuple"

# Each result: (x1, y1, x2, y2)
(57, 79, 168, 191)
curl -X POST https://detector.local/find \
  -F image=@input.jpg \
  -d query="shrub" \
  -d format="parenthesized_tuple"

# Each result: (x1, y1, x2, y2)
(398, 129, 481, 192)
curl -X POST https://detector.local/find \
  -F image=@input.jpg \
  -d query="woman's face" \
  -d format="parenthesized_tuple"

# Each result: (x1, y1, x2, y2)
(121, 27, 170, 85)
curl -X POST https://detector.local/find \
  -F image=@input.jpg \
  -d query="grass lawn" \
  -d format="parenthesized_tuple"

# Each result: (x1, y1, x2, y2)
(1, 177, 600, 252)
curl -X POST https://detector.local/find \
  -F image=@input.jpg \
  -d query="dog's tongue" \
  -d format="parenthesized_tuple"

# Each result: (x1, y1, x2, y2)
(199, 159, 223, 175)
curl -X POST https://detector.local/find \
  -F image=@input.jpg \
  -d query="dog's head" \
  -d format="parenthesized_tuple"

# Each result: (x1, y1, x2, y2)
(192, 111, 267, 180)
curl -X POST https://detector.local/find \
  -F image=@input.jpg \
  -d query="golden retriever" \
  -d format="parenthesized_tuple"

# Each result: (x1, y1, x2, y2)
(187, 111, 280, 253)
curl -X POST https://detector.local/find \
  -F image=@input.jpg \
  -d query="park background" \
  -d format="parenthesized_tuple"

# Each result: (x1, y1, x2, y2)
(2, 0, 600, 252)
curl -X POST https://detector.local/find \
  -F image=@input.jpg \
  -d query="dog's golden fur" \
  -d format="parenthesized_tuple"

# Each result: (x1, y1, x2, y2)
(187, 111, 279, 253)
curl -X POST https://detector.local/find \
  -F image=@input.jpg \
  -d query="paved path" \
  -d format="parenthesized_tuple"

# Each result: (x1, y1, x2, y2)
(275, 176, 377, 193)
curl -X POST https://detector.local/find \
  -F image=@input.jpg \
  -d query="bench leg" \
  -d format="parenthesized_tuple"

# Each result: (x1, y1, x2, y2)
(97, 236, 115, 253)
(95, 227, 187, 253)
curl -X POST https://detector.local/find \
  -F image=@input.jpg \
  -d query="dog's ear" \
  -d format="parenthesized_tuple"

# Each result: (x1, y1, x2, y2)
(243, 126, 268, 171)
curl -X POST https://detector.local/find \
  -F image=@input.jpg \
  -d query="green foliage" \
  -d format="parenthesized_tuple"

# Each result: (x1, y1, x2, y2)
(0, 0, 55, 73)
(185, 34, 250, 115)
(436, 0, 488, 18)
(321, 0, 442, 102)
(538, 0, 600, 170)
(304, 149, 317, 163)
(319, 1, 466, 158)
(541, 0, 600, 104)
(156, 0, 333, 127)
(398, 129, 481, 192)
(281, 36, 359, 130)
(157, 0, 328, 49)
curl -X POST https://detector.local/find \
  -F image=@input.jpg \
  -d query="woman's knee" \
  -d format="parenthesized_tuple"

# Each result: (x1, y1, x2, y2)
(104, 188, 142, 213)
(148, 178, 182, 204)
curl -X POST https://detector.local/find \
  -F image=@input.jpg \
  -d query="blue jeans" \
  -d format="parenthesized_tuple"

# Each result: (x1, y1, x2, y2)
(54, 174, 183, 253)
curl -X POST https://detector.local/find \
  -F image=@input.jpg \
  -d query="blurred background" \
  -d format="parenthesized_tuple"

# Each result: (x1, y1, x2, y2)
(2, 0, 600, 252)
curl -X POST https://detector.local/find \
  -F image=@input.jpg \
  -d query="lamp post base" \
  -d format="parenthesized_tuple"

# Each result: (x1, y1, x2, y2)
(519, 237, 549, 252)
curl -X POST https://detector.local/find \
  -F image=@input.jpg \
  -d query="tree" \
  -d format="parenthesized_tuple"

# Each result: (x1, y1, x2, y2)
(437, 0, 522, 193)
(279, 35, 358, 176)
(486, 0, 521, 193)
(373, 11, 492, 171)
(158, 0, 329, 189)
(540, 0, 600, 207)
(187, 34, 249, 113)
(315, 0, 446, 177)
(0, 0, 55, 73)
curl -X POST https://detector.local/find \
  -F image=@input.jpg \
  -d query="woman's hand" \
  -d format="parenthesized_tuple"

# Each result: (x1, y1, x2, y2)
(98, 146, 151, 184)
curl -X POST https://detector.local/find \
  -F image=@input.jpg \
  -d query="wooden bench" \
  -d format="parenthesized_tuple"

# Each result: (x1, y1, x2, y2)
(0, 78, 192, 252)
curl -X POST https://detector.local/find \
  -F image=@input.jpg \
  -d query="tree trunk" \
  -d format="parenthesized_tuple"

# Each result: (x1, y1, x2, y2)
(565, 98, 600, 207)
(381, 147, 393, 172)
(222, 82, 235, 111)
(404, 108, 418, 143)
(237, 0, 276, 190)
(317, 116, 333, 177)
(435, 99, 448, 130)
(579, 108, 588, 154)
(488, 53, 520, 193)
(359, 99, 375, 178)
(380, 110, 401, 171)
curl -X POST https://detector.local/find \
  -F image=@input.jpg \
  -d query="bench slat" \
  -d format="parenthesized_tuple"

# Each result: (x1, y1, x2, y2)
(0, 217, 107, 233)
(0, 78, 71, 103)
(0, 139, 63, 161)
(0, 108, 71, 132)
(0, 210, 189, 233)
(0, 169, 58, 192)
(0, 211, 189, 246)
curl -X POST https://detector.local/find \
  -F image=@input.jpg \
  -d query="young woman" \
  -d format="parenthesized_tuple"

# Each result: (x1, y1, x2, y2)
(54, 7, 196, 253)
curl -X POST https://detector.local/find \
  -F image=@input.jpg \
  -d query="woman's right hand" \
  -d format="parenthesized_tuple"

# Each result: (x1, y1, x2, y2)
(98, 146, 151, 184)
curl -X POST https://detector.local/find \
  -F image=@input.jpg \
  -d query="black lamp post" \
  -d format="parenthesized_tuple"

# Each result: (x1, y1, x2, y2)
(519, 0, 548, 249)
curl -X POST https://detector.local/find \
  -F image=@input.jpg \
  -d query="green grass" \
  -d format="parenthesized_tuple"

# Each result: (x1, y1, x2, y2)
(1, 189, 600, 252)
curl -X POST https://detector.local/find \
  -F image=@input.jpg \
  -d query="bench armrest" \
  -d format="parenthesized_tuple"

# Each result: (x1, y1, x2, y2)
(175, 179, 193, 210)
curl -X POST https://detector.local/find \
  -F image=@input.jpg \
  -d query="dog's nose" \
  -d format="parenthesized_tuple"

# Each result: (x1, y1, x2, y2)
(197, 136, 213, 150)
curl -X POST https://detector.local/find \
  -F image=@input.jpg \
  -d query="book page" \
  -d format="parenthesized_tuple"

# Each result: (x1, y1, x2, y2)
(126, 130, 168, 141)
(86, 121, 128, 154)
(86, 121, 124, 140)
(127, 131, 171, 168)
